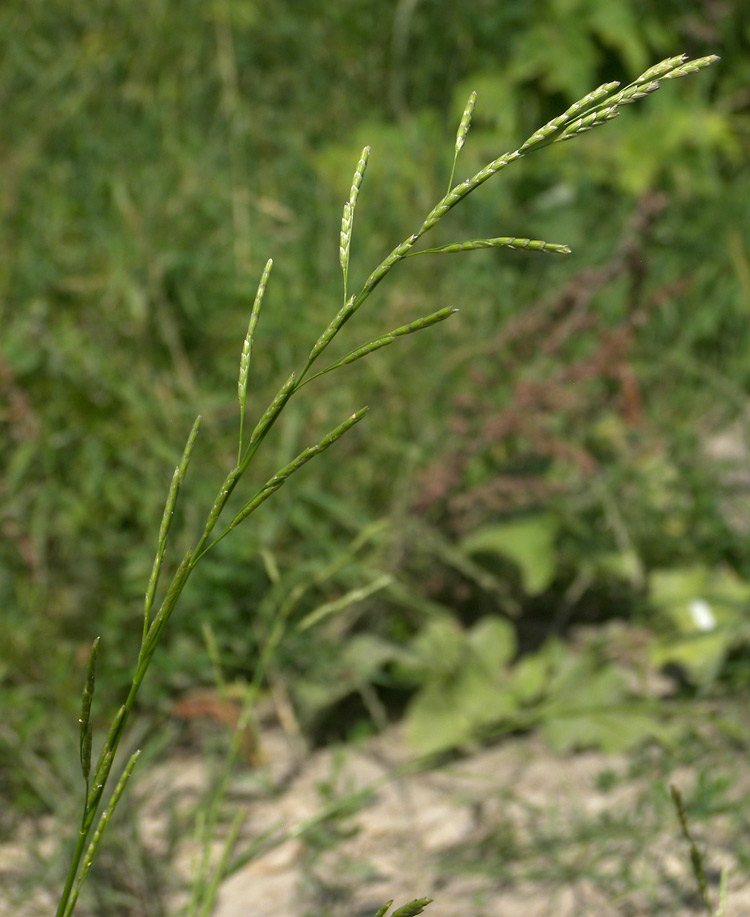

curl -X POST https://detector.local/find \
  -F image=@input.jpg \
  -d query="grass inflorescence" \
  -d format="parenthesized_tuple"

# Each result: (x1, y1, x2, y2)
(55, 53, 718, 916)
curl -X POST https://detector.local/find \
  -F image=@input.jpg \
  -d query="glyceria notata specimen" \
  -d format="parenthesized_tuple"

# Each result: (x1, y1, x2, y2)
(57, 53, 718, 916)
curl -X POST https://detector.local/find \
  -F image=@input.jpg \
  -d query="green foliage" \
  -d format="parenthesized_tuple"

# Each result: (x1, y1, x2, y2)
(0, 0, 747, 909)
(35, 40, 721, 915)
(460, 514, 560, 596)
(397, 625, 666, 756)
(648, 566, 750, 686)
(400, 616, 518, 755)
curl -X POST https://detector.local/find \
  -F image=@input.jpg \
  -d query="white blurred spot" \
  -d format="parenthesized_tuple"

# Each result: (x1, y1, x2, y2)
(689, 598, 716, 632)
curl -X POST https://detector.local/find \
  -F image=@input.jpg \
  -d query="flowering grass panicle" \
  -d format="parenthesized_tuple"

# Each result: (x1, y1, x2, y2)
(55, 53, 718, 917)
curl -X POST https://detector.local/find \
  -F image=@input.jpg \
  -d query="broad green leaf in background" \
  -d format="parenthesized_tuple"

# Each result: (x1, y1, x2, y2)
(543, 704, 665, 755)
(466, 614, 517, 672)
(460, 514, 559, 596)
(648, 566, 750, 686)
(540, 657, 663, 754)
(398, 616, 468, 683)
(404, 615, 518, 755)
(405, 681, 477, 756)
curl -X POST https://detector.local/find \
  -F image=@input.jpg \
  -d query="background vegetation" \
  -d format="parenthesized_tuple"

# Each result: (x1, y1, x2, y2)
(1, 0, 749, 911)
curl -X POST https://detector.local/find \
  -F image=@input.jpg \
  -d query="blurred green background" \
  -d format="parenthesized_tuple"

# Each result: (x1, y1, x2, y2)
(1, 0, 749, 850)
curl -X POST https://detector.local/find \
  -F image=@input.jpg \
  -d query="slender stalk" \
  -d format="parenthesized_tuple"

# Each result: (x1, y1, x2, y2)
(56, 55, 718, 916)
(238, 259, 273, 463)
(142, 415, 202, 652)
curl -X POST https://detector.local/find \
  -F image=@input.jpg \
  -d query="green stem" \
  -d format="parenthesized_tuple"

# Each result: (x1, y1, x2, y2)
(57, 551, 194, 916)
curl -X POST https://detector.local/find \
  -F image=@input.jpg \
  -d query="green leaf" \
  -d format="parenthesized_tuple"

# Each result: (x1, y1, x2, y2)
(340, 633, 403, 680)
(650, 630, 732, 687)
(403, 617, 467, 681)
(543, 706, 663, 754)
(650, 566, 750, 634)
(460, 514, 559, 595)
(648, 565, 750, 685)
(404, 616, 519, 755)
(452, 663, 518, 732)
(405, 682, 474, 755)
(508, 652, 550, 705)
(537, 648, 663, 753)
(467, 615, 517, 671)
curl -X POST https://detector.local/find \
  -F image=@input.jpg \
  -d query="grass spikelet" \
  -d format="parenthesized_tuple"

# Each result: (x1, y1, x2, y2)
(238, 259, 273, 460)
(635, 54, 689, 84)
(391, 898, 434, 917)
(556, 106, 619, 141)
(215, 407, 368, 544)
(302, 307, 458, 385)
(79, 637, 100, 784)
(448, 90, 477, 191)
(518, 81, 619, 152)
(455, 90, 477, 154)
(373, 902, 394, 917)
(143, 415, 201, 644)
(407, 237, 571, 256)
(340, 203, 352, 274)
(560, 82, 621, 121)
(340, 147, 370, 300)
(607, 80, 661, 107)
(418, 149, 523, 236)
(662, 54, 721, 80)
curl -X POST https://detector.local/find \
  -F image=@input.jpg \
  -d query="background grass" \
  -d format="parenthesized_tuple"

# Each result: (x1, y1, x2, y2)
(1, 1, 749, 911)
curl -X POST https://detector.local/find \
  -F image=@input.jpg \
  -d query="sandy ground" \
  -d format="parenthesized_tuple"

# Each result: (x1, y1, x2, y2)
(6, 715, 747, 917)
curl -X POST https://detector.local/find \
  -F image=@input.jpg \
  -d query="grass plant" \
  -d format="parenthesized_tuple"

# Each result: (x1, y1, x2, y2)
(55, 54, 718, 916)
